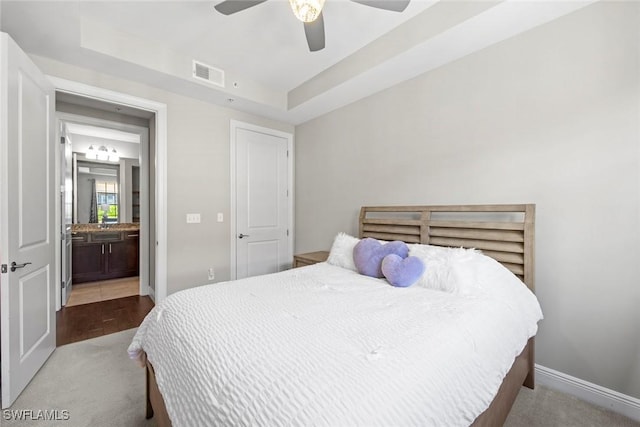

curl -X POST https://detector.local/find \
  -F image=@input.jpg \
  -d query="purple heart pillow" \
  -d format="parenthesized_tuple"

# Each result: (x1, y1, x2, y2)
(381, 254, 426, 287)
(353, 238, 409, 278)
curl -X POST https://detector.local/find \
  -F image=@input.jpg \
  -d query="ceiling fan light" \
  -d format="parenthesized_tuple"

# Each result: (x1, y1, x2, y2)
(289, 0, 325, 23)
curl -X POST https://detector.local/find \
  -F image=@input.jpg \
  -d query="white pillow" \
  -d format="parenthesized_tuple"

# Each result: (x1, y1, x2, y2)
(408, 244, 542, 325)
(408, 244, 482, 295)
(326, 232, 360, 271)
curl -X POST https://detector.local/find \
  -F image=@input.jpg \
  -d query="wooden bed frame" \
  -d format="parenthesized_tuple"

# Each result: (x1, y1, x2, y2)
(145, 204, 536, 427)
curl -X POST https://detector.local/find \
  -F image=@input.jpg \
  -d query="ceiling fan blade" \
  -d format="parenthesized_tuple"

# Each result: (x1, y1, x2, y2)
(214, 0, 269, 15)
(304, 12, 325, 52)
(349, 0, 410, 13)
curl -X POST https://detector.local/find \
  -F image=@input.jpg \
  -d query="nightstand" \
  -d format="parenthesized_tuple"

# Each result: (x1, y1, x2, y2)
(293, 251, 329, 268)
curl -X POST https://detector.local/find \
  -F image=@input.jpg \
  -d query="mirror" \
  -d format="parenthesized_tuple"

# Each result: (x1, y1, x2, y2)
(73, 156, 141, 224)
(75, 160, 120, 224)
(64, 121, 142, 225)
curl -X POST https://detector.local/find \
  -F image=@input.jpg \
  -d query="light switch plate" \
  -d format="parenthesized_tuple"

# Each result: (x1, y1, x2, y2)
(217, 213, 223, 222)
(186, 213, 201, 223)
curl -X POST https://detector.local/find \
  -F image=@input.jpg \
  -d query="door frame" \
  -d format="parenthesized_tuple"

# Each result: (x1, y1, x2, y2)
(56, 112, 150, 307)
(49, 76, 168, 305)
(229, 120, 294, 280)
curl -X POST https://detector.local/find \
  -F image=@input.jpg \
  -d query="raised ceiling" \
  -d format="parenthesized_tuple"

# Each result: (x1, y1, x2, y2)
(1, 0, 594, 124)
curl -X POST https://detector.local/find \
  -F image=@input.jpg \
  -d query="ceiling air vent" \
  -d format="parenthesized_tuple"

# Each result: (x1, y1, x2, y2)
(192, 60, 225, 88)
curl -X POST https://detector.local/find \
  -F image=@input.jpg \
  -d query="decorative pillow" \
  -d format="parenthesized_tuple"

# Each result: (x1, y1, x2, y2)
(326, 233, 360, 271)
(381, 254, 425, 287)
(408, 244, 481, 294)
(353, 238, 409, 278)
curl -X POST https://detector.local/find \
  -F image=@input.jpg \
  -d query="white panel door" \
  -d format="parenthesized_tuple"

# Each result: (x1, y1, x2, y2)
(61, 126, 72, 305)
(235, 125, 290, 279)
(0, 33, 56, 408)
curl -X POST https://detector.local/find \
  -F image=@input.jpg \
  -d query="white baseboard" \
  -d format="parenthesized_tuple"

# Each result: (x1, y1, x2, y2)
(535, 364, 640, 422)
(147, 285, 156, 303)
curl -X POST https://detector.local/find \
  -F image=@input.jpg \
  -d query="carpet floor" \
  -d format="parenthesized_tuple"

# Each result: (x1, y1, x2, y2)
(505, 382, 639, 427)
(5, 329, 153, 427)
(5, 329, 639, 427)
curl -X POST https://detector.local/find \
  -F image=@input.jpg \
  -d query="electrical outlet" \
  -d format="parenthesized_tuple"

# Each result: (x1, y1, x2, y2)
(208, 267, 215, 281)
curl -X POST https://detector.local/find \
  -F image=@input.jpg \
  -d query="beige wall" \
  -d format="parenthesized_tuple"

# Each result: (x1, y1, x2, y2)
(33, 54, 294, 295)
(295, 2, 640, 398)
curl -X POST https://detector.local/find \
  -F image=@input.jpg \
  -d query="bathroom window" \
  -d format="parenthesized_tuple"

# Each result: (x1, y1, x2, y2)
(96, 180, 119, 223)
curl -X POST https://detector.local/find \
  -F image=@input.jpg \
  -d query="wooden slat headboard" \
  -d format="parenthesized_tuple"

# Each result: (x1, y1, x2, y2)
(359, 204, 535, 291)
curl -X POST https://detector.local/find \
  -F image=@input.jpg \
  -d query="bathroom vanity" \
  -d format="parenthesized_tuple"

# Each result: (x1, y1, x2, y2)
(71, 223, 140, 283)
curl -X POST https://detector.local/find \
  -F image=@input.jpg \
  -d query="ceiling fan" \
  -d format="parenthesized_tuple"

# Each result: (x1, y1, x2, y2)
(214, 0, 411, 52)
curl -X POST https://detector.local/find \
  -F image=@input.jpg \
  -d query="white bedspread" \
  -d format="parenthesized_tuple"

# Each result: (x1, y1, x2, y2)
(129, 260, 542, 427)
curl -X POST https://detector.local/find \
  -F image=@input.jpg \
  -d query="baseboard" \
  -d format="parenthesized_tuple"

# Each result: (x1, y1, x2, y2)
(147, 285, 156, 303)
(535, 364, 640, 422)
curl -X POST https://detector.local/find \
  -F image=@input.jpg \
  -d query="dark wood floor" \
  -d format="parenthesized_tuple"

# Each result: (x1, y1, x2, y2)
(56, 295, 154, 346)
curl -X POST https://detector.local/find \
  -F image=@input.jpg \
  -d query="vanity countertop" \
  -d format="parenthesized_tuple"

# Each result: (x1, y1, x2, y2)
(72, 223, 140, 233)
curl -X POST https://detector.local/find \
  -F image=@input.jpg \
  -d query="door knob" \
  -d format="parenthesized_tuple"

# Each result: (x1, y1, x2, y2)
(238, 233, 250, 239)
(11, 261, 32, 272)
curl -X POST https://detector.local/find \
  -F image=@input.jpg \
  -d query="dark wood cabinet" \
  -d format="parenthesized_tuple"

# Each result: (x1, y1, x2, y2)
(72, 231, 139, 283)
(72, 237, 105, 282)
(107, 233, 139, 278)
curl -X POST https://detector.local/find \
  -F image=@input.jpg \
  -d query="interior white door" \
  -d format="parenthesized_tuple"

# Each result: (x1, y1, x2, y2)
(235, 125, 291, 279)
(60, 125, 72, 305)
(0, 33, 56, 408)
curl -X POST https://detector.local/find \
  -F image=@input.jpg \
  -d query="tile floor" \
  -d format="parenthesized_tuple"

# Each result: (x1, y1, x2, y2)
(66, 276, 140, 307)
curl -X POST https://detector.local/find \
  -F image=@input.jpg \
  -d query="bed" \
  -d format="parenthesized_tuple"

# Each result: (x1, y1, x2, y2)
(130, 204, 541, 427)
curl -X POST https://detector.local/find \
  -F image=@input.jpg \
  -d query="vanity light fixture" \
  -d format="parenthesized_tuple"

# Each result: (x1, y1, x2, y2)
(96, 146, 109, 161)
(108, 147, 120, 162)
(85, 145, 120, 162)
(85, 145, 98, 160)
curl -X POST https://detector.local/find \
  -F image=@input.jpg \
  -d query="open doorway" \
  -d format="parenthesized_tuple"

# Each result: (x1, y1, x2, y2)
(55, 92, 156, 345)
(62, 118, 145, 306)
